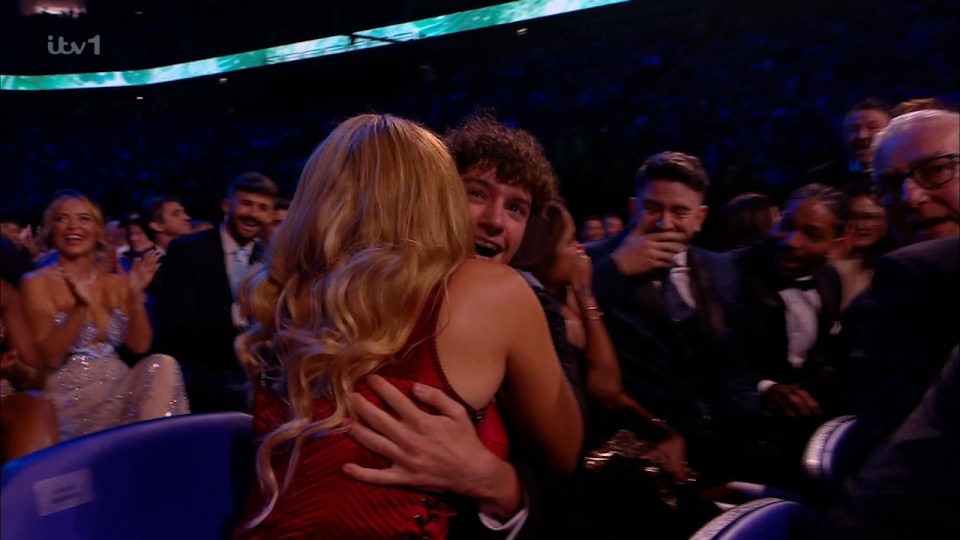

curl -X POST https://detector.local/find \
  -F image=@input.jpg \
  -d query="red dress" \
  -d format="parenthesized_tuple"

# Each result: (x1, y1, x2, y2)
(234, 294, 510, 540)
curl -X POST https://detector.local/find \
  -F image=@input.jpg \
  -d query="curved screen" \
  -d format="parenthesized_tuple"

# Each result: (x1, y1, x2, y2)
(1, 0, 627, 91)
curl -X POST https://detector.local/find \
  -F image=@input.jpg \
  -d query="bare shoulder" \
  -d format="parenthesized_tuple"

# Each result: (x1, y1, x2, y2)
(446, 259, 541, 326)
(21, 266, 58, 289)
(451, 259, 534, 300)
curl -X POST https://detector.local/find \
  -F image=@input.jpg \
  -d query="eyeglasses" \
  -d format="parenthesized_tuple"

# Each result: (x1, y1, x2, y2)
(874, 153, 960, 207)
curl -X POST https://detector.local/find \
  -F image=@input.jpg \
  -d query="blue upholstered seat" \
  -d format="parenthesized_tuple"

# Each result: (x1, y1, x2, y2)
(1, 412, 255, 540)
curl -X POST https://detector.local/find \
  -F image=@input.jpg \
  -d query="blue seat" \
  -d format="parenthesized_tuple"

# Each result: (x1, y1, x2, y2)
(690, 497, 826, 540)
(1, 412, 255, 540)
(802, 414, 856, 485)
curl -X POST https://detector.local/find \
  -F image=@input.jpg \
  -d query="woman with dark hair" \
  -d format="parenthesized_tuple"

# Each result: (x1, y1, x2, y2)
(833, 189, 899, 309)
(511, 200, 688, 474)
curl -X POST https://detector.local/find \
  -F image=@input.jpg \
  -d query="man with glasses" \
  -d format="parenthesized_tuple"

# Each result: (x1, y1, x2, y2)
(841, 109, 960, 480)
(874, 147, 959, 243)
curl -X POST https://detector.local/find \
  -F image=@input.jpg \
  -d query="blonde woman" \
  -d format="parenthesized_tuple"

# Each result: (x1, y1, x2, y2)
(234, 114, 582, 539)
(21, 192, 189, 441)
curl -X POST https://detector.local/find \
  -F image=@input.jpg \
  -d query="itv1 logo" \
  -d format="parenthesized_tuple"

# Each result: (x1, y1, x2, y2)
(47, 35, 101, 55)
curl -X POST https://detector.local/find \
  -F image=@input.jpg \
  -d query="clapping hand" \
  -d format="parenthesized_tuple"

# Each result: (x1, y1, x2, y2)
(127, 249, 161, 294)
(61, 272, 94, 308)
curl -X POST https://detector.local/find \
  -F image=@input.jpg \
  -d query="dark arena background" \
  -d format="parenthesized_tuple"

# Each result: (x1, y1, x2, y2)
(1, 0, 958, 247)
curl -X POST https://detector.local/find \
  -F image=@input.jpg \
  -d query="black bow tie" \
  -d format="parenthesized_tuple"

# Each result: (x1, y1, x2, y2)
(780, 278, 816, 291)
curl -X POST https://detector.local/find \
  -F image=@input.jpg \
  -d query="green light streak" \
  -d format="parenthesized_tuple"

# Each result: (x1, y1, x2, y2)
(1, 0, 627, 91)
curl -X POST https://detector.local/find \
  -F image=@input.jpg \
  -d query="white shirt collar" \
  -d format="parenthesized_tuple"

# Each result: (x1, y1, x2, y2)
(220, 223, 254, 255)
(673, 250, 688, 268)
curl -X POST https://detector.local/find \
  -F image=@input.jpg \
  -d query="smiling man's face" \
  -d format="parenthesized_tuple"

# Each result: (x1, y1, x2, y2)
(461, 164, 532, 264)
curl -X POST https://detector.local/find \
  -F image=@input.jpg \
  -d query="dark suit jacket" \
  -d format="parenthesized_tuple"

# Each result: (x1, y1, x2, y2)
(834, 349, 960, 537)
(586, 237, 759, 444)
(0, 238, 35, 287)
(842, 236, 960, 476)
(734, 239, 844, 413)
(154, 227, 262, 410)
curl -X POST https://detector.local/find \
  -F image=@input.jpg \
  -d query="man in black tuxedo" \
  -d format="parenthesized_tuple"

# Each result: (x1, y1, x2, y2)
(586, 151, 760, 486)
(734, 184, 849, 488)
(155, 172, 277, 413)
(841, 109, 959, 478)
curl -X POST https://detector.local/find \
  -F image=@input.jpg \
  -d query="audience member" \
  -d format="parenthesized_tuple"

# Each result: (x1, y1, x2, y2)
(735, 183, 849, 489)
(579, 215, 605, 242)
(720, 192, 779, 251)
(805, 99, 892, 195)
(601, 213, 624, 238)
(1, 277, 59, 463)
(841, 109, 959, 479)
(19, 192, 188, 441)
(141, 195, 193, 253)
(156, 173, 277, 412)
(341, 113, 587, 540)
(233, 114, 582, 540)
(586, 151, 760, 489)
(263, 196, 290, 241)
(832, 187, 898, 309)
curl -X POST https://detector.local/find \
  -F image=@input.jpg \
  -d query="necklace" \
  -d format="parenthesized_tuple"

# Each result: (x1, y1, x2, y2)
(57, 264, 98, 288)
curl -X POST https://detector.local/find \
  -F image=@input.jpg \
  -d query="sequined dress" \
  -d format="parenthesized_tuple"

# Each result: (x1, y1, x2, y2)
(44, 308, 190, 440)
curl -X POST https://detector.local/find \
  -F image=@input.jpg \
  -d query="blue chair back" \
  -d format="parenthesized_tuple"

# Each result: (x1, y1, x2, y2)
(1, 412, 255, 540)
(690, 497, 826, 540)
(803, 414, 857, 484)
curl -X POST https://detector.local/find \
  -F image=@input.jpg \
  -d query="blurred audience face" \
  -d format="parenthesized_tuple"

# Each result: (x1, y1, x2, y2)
(0, 221, 21, 244)
(49, 198, 102, 259)
(462, 165, 532, 264)
(264, 208, 288, 240)
(222, 190, 275, 244)
(543, 207, 580, 290)
(772, 197, 843, 279)
(579, 218, 604, 242)
(602, 215, 624, 238)
(156, 201, 193, 238)
(848, 195, 888, 251)
(635, 179, 707, 246)
(844, 107, 891, 169)
(104, 220, 127, 248)
(126, 223, 153, 253)
(874, 113, 960, 242)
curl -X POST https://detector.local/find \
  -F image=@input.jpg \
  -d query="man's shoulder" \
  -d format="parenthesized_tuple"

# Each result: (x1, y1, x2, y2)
(877, 237, 959, 278)
(583, 235, 621, 259)
(167, 227, 219, 255)
(690, 245, 738, 274)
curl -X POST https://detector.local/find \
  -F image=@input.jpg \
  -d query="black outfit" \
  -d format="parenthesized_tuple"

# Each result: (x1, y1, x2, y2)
(587, 236, 761, 486)
(734, 238, 846, 491)
(840, 237, 960, 478)
(154, 228, 262, 413)
(0, 238, 35, 287)
(830, 348, 960, 538)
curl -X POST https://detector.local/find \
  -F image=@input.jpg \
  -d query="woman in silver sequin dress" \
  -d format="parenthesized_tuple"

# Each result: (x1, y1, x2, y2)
(21, 192, 190, 441)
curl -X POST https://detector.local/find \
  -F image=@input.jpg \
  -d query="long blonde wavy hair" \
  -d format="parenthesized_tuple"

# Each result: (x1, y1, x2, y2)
(237, 114, 474, 527)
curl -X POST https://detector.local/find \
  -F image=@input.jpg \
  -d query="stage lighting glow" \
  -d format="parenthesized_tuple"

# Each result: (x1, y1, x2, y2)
(1, 0, 628, 91)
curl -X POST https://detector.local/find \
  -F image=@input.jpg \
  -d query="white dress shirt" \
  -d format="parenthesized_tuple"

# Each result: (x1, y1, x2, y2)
(758, 277, 821, 393)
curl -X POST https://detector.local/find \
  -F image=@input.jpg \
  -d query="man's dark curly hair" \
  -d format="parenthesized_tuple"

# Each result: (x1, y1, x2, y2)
(443, 113, 558, 216)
